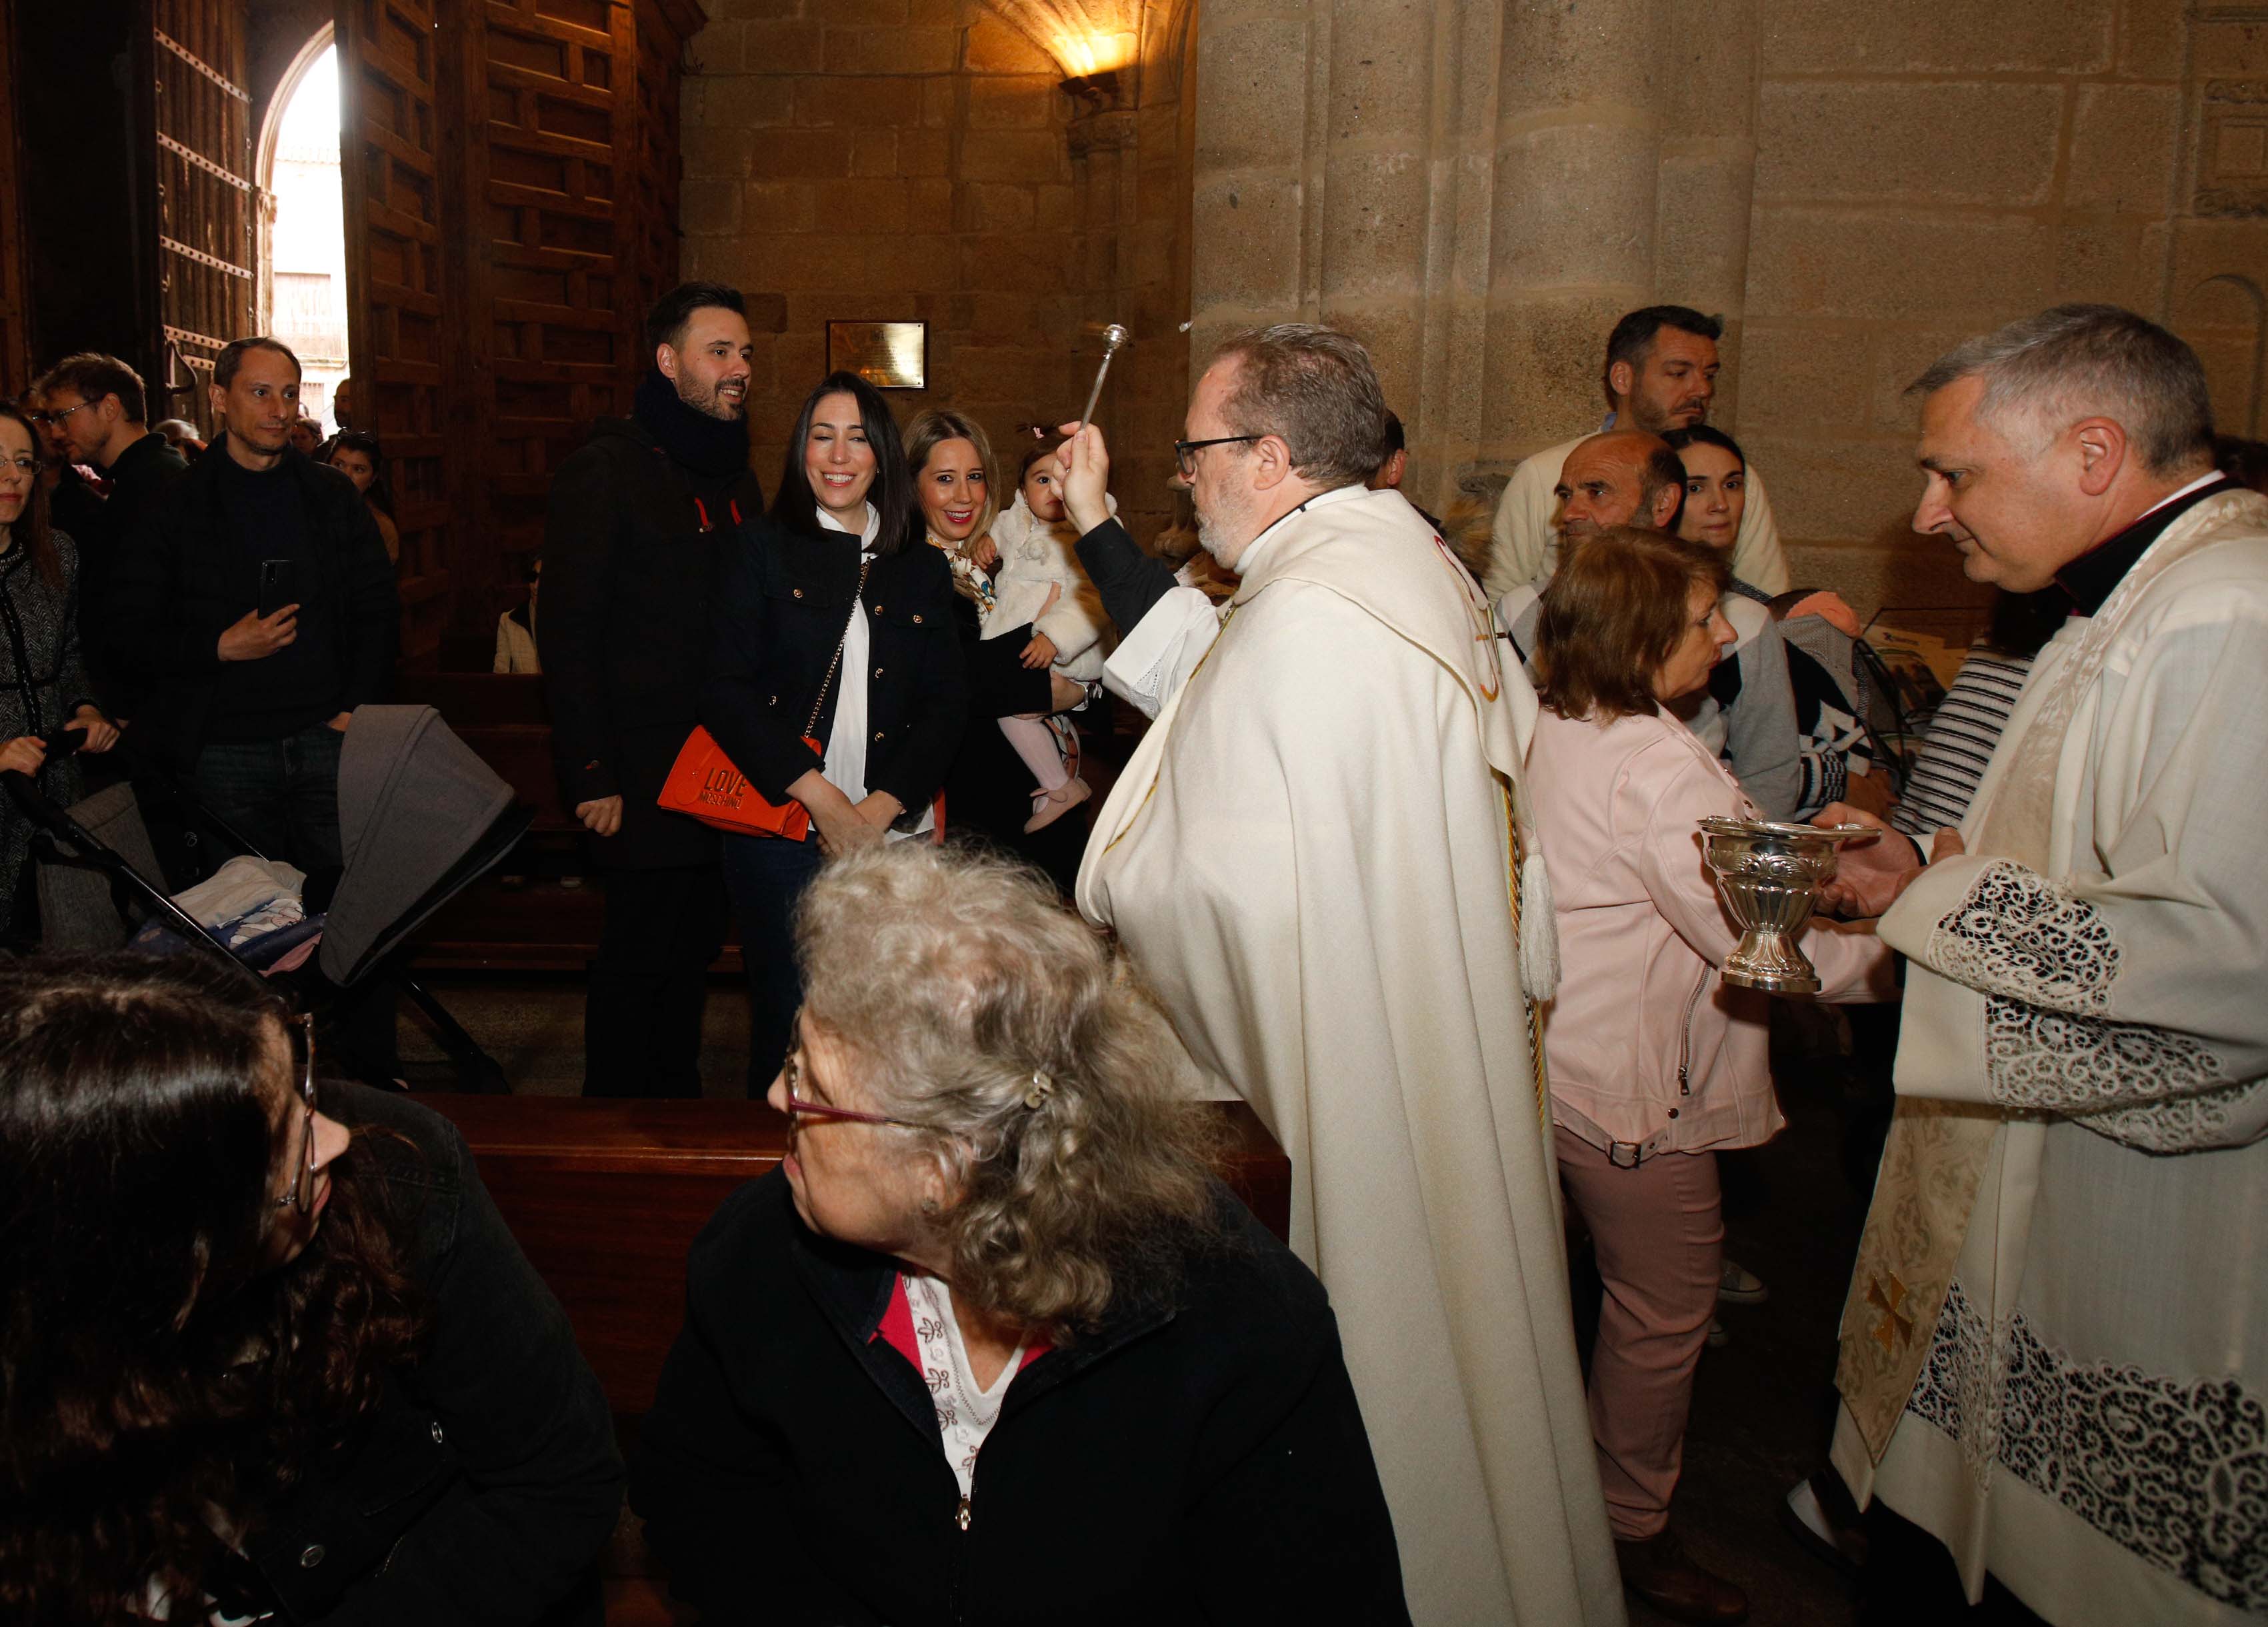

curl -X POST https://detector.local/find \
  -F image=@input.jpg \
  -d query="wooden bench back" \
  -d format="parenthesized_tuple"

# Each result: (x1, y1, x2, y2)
(415, 1094, 1293, 1416)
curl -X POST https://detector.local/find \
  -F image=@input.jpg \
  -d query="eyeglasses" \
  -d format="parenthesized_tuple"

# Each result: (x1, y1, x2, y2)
(1173, 435, 1263, 479)
(44, 400, 93, 425)
(779, 1018, 931, 1132)
(273, 1013, 319, 1214)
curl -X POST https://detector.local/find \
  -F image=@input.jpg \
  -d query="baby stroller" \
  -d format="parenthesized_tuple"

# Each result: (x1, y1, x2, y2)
(3, 705, 532, 1092)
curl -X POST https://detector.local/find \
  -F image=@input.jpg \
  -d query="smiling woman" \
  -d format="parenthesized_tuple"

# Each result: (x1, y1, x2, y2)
(902, 407, 1091, 888)
(700, 371, 969, 1089)
(0, 954, 623, 1624)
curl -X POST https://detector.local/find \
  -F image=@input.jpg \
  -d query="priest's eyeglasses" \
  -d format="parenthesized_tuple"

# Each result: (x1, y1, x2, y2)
(274, 1013, 320, 1214)
(779, 1022, 931, 1132)
(1173, 435, 1263, 478)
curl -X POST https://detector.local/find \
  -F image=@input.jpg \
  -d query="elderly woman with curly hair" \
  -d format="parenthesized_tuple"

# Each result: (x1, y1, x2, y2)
(631, 842, 1408, 1624)
(0, 955, 623, 1625)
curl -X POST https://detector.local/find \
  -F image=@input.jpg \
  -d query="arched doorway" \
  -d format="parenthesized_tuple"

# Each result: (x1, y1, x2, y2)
(257, 29, 349, 432)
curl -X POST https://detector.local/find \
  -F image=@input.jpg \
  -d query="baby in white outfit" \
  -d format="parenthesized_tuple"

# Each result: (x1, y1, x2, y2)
(981, 447, 1111, 830)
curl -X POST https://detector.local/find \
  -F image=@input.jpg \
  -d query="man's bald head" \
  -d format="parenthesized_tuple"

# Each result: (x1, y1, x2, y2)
(1553, 429, 1686, 546)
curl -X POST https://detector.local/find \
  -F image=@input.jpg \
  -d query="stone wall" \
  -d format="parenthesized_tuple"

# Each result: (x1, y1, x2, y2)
(1741, 0, 2266, 610)
(677, 0, 1195, 547)
(1188, 0, 2268, 621)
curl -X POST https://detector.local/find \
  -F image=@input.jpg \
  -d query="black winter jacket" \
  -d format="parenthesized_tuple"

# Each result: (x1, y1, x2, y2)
(630, 1172, 1410, 1626)
(542, 416, 762, 869)
(939, 589, 1085, 891)
(700, 519, 967, 815)
(79, 431, 187, 709)
(107, 447, 399, 771)
(233, 1083, 623, 1626)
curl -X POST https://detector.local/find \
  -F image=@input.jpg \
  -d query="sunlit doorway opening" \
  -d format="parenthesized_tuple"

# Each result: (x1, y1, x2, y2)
(258, 33, 349, 433)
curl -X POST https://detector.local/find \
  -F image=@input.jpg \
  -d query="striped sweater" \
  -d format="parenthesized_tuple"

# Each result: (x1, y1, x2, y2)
(1890, 648, 2035, 840)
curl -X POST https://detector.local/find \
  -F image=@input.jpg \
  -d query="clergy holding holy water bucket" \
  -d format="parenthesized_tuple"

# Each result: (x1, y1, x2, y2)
(1697, 816, 1872, 992)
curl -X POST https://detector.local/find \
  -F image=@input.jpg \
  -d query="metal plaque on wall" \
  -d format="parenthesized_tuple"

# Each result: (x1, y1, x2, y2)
(827, 320, 927, 390)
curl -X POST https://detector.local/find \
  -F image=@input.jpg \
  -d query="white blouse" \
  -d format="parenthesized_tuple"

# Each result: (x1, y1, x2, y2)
(812, 503, 933, 839)
(901, 1273, 1031, 1499)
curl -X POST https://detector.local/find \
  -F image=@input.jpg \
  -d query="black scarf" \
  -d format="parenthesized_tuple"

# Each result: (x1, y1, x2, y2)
(633, 367, 751, 481)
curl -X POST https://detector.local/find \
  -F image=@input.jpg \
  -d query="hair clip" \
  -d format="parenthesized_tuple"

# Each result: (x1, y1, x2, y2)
(1023, 1070, 1055, 1110)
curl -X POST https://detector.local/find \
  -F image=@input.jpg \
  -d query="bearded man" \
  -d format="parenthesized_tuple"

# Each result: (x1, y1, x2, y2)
(1061, 325, 1623, 1626)
(1825, 305, 2268, 1625)
(543, 282, 760, 1098)
(1484, 305, 1789, 597)
(1493, 429, 1805, 822)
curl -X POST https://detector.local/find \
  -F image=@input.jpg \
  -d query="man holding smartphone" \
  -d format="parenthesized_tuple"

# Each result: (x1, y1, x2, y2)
(109, 336, 399, 872)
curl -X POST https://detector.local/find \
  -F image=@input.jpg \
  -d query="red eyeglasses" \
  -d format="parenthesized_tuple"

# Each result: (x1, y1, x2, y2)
(778, 1023, 932, 1132)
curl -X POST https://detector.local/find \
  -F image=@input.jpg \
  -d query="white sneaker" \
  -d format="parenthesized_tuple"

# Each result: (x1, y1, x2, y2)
(1718, 1258, 1769, 1304)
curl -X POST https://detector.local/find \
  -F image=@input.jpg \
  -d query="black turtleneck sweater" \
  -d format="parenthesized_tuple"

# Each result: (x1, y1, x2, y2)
(205, 451, 345, 740)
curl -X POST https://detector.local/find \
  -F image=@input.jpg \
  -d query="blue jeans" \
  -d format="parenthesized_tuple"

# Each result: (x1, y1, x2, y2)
(721, 830, 824, 1096)
(191, 723, 345, 872)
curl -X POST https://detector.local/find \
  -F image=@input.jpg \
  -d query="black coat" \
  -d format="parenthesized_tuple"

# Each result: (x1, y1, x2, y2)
(939, 589, 1085, 892)
(700, 519, 967, 814)
(630, 1172, 1410, 1626)
(542, 416, 762, 870)
(108, 447, 399, 772)
(81, 431, 187, 708)
(236, 1083, 623, 1626)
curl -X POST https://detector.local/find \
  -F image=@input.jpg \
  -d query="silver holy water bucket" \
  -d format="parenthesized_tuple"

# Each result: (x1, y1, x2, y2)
(1697, 816, 1871, 994)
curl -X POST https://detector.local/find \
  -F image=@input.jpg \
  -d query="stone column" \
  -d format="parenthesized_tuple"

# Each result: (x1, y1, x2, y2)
(1311, 0, 1438, 415)
(1479, 0, 1665, 466)
(1187, 0, 1769, 516)
(1188, 0, 1322, 362)
(1655, 0, 1759, 422)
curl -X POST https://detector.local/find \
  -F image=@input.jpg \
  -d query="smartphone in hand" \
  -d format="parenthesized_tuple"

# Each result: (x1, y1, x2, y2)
(258, 558, 297, 619)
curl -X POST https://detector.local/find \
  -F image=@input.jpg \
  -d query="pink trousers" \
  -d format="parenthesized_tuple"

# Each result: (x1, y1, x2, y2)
(1554, 1124, 1724, 1542)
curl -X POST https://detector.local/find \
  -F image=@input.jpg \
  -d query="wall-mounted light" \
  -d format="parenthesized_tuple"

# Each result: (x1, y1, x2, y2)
(985, 3, 1139, 82)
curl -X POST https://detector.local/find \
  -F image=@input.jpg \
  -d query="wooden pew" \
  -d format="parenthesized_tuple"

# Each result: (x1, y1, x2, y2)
(415, 1094, 1292, 1626)
(416, 1094, 1292, 1414)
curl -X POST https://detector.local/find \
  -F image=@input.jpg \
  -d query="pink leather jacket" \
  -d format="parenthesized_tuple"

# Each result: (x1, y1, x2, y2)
(1527, 707, 1893, 1163)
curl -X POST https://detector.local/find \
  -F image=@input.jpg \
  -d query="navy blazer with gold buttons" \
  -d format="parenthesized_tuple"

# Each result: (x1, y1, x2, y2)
(700, 515, 969, 812)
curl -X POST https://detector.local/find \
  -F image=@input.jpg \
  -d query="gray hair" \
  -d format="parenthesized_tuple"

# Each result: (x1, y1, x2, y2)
(793, 842, 1221, 1338)
(1908, 304, 2214, 476)
(1212, 323, 1394, 489)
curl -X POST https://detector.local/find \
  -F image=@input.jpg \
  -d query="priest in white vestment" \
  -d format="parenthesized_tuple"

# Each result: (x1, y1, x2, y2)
(1061, 325, 1624, 1626)
(1822, 306, 2268, 1626)
(1483, 304, 1790, 599)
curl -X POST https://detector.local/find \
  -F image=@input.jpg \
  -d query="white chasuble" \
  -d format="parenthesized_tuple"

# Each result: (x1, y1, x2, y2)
(1833, 488, 2268, 1626)
(1077, 486, 1620, 1627)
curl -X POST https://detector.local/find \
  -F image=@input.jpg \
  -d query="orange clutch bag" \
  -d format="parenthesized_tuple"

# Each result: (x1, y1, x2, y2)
(657, 729, 817, 839)
(661, 562, 945, 842)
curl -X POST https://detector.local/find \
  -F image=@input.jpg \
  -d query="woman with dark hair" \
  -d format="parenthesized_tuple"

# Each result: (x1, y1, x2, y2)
(1524, 528, 1891, 1625)
(632, 841, 1408, 1624)
(0, 954, 622, 1625)
(902, 408, 1087, 890)
(1665, 423, 1881, 820)
(324, 430, 401, 567)
(702, 372, 967, 1088)
(0, 401, 119, 944)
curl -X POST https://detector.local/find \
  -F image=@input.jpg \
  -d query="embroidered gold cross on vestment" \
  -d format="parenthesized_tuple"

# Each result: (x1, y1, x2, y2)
(1867, 1274, 1916, 1355)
